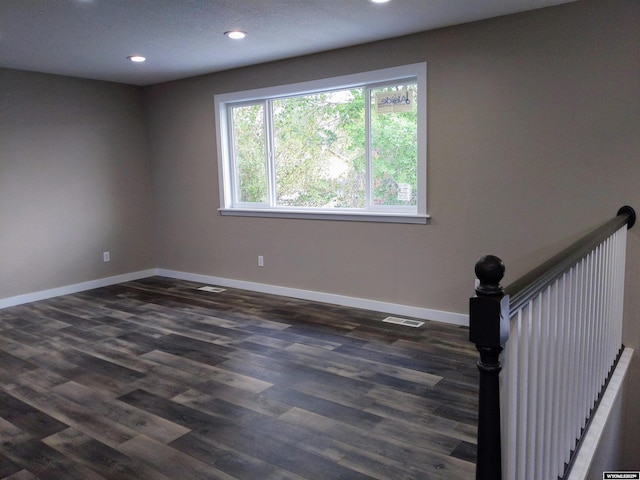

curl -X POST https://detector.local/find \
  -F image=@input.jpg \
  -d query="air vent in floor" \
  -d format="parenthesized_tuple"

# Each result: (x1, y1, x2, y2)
(197, 286, 226, 293)
(382, 316, 424, 328)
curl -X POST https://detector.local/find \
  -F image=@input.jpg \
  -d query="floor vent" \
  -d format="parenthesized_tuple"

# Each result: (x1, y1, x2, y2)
(382, 316, 424, 328)
(197, 286, 226, 293)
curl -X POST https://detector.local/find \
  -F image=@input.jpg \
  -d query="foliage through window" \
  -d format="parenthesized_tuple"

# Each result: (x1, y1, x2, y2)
(215, 64, 427, 223)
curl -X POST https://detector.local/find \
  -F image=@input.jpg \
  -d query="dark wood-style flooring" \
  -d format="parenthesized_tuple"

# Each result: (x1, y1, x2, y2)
(0, 277, 478, 479)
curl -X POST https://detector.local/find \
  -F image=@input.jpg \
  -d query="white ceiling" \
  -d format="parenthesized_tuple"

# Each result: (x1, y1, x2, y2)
(0, 0, 575, 86)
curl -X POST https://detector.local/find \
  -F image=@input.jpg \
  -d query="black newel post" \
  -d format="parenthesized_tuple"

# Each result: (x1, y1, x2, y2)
(470, 255, 507, 480)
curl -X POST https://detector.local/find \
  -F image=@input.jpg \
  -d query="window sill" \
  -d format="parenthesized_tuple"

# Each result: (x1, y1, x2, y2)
(218, 208, 430, 224)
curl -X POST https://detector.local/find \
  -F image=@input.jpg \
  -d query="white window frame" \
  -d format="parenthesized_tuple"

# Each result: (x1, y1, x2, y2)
(214, 63, 428, 224)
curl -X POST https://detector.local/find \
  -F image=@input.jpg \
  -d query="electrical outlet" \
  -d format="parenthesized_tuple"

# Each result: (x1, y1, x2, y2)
(258, 255, 264, 267)
(103, 251, 110, 262)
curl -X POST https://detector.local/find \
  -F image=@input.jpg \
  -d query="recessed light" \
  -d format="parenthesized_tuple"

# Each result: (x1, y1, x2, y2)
(127, 55, 146, 63)
(225, 30, 247, 40)
(370, 0, 391, 3)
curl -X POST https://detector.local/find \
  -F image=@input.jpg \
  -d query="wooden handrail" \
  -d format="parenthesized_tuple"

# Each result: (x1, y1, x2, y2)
(506, 206, 635, 312)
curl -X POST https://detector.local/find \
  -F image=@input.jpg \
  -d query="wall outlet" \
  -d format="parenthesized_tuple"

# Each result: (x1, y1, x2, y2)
(258, 255, 264, 267)
(103, 251, 110, 262)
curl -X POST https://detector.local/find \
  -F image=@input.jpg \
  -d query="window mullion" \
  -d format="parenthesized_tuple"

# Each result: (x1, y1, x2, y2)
(265, 99, 277, 207)
(227, 106, 240, 207)
(365, 86, 372, 209)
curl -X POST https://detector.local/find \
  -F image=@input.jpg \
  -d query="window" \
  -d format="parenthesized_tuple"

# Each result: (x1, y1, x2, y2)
(215, 63, 427, 223)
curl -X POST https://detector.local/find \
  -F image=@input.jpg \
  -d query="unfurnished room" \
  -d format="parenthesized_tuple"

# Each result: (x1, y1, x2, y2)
(1, 1, 639, 479)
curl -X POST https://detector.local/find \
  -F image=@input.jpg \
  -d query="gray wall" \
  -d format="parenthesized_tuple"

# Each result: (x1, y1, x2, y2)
(146, 0, 639, 322)
(144, 0, 640, 469)
(0, 70, 156, 297)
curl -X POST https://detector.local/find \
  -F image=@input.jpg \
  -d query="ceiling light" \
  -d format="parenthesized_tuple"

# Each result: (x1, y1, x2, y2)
(127, 55, 146, 63)
(370, 0, 391, 3)
(225, 30, 247, 40)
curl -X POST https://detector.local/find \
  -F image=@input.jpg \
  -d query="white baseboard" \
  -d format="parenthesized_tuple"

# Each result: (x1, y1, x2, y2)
(0, 268, 468, 327)
(157, 268, 469, 326)
(0, 269, 157, 309)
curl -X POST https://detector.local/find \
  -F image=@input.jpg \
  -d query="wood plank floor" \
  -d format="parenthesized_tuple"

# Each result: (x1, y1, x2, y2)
(0, 277, 478, 479)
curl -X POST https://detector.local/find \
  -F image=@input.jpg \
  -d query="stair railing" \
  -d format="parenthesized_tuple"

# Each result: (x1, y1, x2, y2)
(470, 206, 636, 480)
